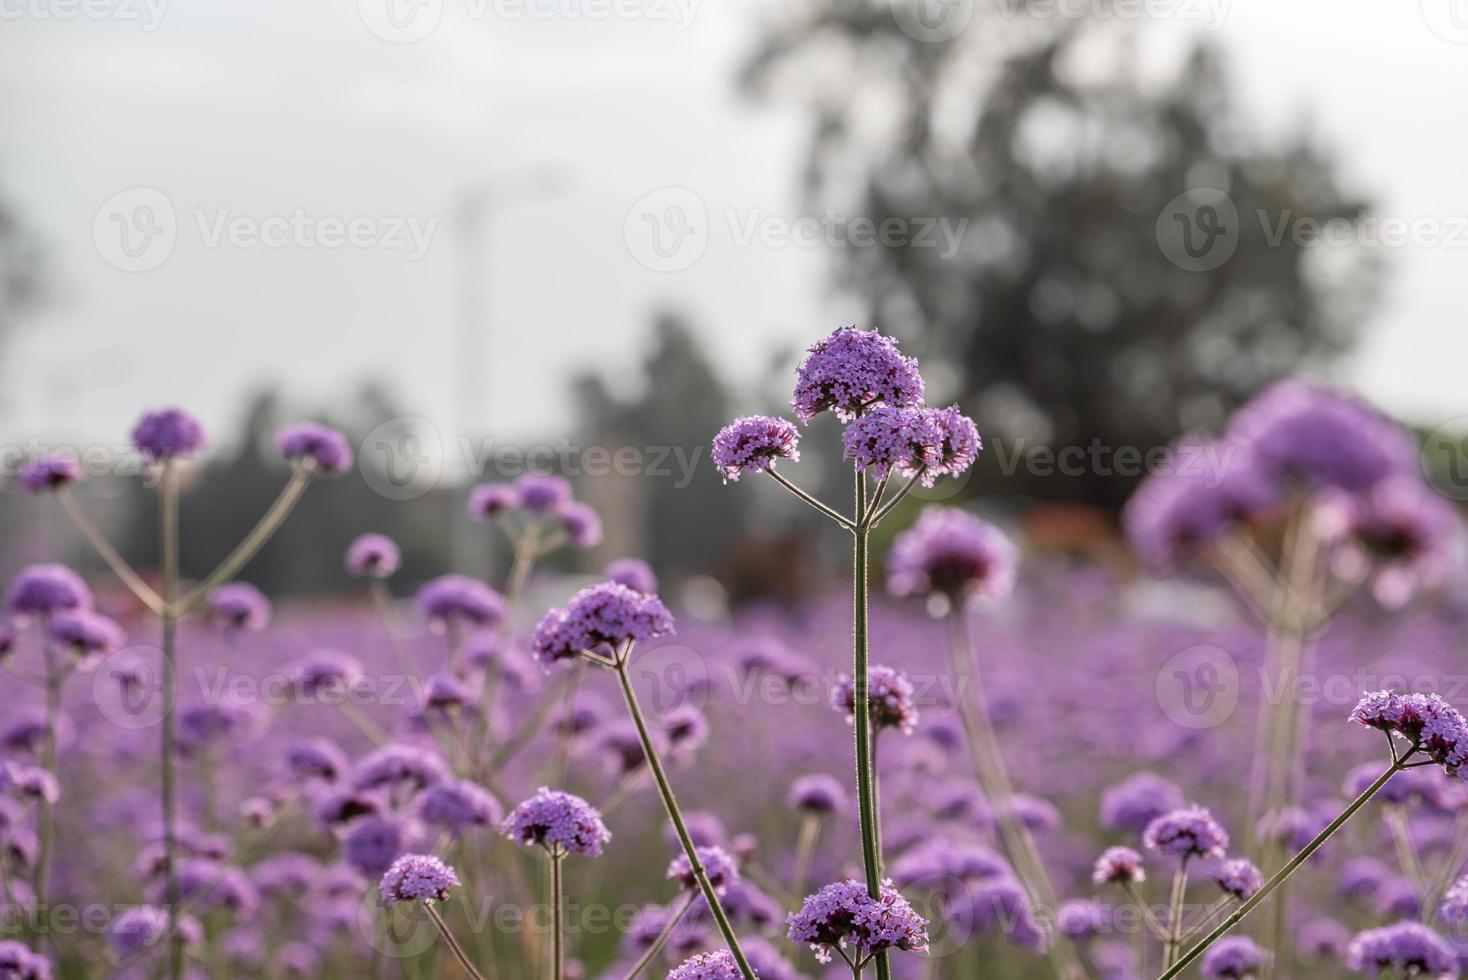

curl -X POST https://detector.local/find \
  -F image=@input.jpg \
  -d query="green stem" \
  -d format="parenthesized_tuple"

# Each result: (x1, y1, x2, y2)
(766, 468, 855, 529)
(160, 460, 182, 980)
(550, 848, 564, 980)
(621, 889, 697, 980)
(611, 656, 755, 980)
(1159, 754, 1410, 980)
(1163, 858, 1189, 969)
(425, 904, 487, 980)
(31, 617, 57, 952)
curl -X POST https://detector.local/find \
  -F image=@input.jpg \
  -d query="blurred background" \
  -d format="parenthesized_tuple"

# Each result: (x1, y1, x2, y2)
(2, 0, 1466, 597)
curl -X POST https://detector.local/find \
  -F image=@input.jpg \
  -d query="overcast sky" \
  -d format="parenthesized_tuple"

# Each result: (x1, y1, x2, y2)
(2, 0, 1466, 461)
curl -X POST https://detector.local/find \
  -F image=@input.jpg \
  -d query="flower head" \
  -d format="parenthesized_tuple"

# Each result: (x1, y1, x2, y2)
(1315, 476, 1460, 608)
(667, 950, 744, 980)
(887, 507, 1016, 608)
(468, 482, 519, 520)
(416, 575, 507, 633)
(48, 611, 122, 666)
(1092, 847, 1146, 887)
(515, 473, 573, 515)
(502, 787, 610, 857)
(1201, 936, 1269, 979)
(417, 780, 503, 835)
(787, 878, 929, 965)
(1350, 690, 1468, 777)
(108, 905, 201, 957)
(19, 455, 81, 494)
(345, 534, 400, 578)
(1143, 807, 1229, 860)
(288, 650, 363, 698)
(948, 876, 1048, 953)
(1346, 922, 1456, 976)
(1210, 859, 1264, 901)
(712, 416, 800, 482)
(6, 564, 92, 621)
(276, 422, 353, 474)
(343, 815, 420, 878)
(1440, 875, 1468, 925)
(285, 738, 348, 783)
(1099, 773, 1186, 834)
(787, 774, 848, 816)
(791, 326, 925, 423)
(605, 557, 657, 594)
(842, 406, 944, 485)
(556, 501, 603, 548)
(379, 854, 460, 904)
(832, 665, 918, 734)
(667, 846, 739, 894)
(1123, 438, 1278, 566)
(0, 939, 53, 979)
(530, 582, 674, 666)
(927, 406, 982, 478)
(132, 408, 206, 462)
(205, 583, 272, 633)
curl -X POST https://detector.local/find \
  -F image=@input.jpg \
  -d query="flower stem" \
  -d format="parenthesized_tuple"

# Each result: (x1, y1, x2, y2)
(159, 460, 183, 980)
(766, 468, 854, 529)
(550, 847, 564, 980)
(31, 617, 58, 952)
(621, 889, 697, 980)
(54, 490, 164, 613)
(790, 813, 822, 904)
(1163, 857, 1189, 968)
(425, 904, 487, 980)
(1159, 754, 1410, 980)
(611, 656, 756, 980)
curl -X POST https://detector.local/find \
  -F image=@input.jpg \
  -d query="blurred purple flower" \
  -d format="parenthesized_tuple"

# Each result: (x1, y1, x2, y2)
(888, 507, 1016, 608)
(468, 482, 519, 520)
(275, 422, 353, 475)
(605, 557, 657, 595)
(1143, 806, 1229, 861)
(6, 564, 92, 621)
(132, 407, 206, 462)
(205, 582, 272, 633)
(19, 455, 81, 494)
(1200, 936, 1268, 979)
(832, 665, 918, 734)
(502, 787, 610, 857)
(416, 575, 507, 633)
(345, 533, 400, 578)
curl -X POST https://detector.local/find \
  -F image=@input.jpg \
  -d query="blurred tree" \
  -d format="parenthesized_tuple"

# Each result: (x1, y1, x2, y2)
(0, 184, 43, 372)
(745, 9, 1378, 506)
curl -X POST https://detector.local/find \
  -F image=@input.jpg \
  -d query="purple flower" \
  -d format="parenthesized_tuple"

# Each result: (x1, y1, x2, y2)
(832, 665, 918, 734)
(1346, 922, 1456, 976)
(1210, 859, 1264, 901)
(288, 650, 363, 698)
(605, 557, 657, 594)
(6, 564, 92, 621)
(0, 940, 52, 979)
(49, 610, 123, 665)
(530, 582, 674, 666)
(468, 482, 519, 520)
(556, 501, 603, 548)
(1093, 847, 1146, 886)
(790, 326, 925, 423)
(275, 422, 353, 475)
(787, 774, 848, 816)
(379, 854, 459, 904)
(19, 455, 81, 494)
(417, 780, 503, 835)
(888, 507, 1016, 607)
(1297, 918, 1352, 962)
(1143, 807, 1229, 860)
(946, 876, 1047, 953)
(889, 839, 1010, 888)
(927, 405, 982, 477)
(0, 625, 14, 662)
(205, 583, 272, 633)
(170, 859, 260, 917)
(667, 950, 743, 980)
(1316, 476, 1460, 608)
(787, 878, 929, 965)
(343, 815, 420, 878)
(1350, 690, 1468, 778)
(352, 743, 449, 793)
(667, 846, 739, 894)
(132, 407, 206, 462)
(345, 534, 400, 578)
(251, 853, 322, 897)
(1201, 936, 1269, 979)
(1055, 899, 1110, 940)
(515, 473, 573, 515)
(842, 406, 944, 485)
(1123, 438, 1278, 566)
(1099, 773, 1186, 834)
(712, 416, 800, 482)
(502, 787, 611, 857)
(1337, 857, 1393, 903)
(109, 905, 202, 957)
(1227, 379, 1415, 492)
(742, 937, 800, 980)
(416, 575, 507, 633)
(1443, 875, 1468, 925)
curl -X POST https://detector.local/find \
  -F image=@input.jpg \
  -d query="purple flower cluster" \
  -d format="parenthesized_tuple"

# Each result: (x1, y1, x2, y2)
(467, 473, 603, 547)
(1099, 772, 1185, 833)
(275, 422, 354, 474)
(345, 533, 400, 578)
(790, 326, 925, 423)
(1200, 936, 1269, 979)
(606, 557, 657, 594)
(1210, 858, 1264, 901)
(667, 845, 739, 894)
(530, 581, 674, 666)
(831, 665, 918, 734)
(842, 405, 980, 487)
(6, 564, 92, 621)
(1092, 846, 1146, 886)
(1345, 921, 1456, 976)
(887, 507, 1016, 607)
(787, 773, 848, 816)
(502, 787, 611, 856)
(711, 416, 800, 482)
(787, 879, 929, 965)
(666, 950, 744, 980)
(1316, 476, 1460, 608)
(204, 582, 272, 633)
(1124, 438, 1277, 566)
(1440, 875, 1468, 924)
(417, 780, 502, 834)
(1142, 806, 1229, 860)
(0, 940, 52, 979)
(1350, 690, 1468, 777)
(415, 574, 507, 633)
(379, 853, 460, 904)
(18, 455, 81, 494)
(131, 407, 206, 462)
(49, 610, 122, 666)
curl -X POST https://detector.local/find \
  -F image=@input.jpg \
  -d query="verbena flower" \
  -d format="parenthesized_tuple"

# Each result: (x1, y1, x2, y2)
(288, 650, 364, 698)
(667, 949, 743, 980)
(742, 936, 800, 980)
(1342, 761, 1442, 807)
(530, 582, 674, 666)
(416, 575, 507, 633)
(948, 876, 1048, 952)
(1200, 936, 1269, 979)
(19, 455, 81, 494)
(787, 878, 929, 965)
(352, 743, 448, 794)
(109, 905, 202, 956)
(606, 557, 657, 594)
(887, 507, 1016, 607)
(667, 846, 739, 894)
(712, 416, 800, 482)
(889, 839, 1010, 888)
(515, 473, 573, 515)
(275, 422, 353, 474)
(170, 858, 261, 917)
(1055, 899, 1110, 940)
(1315, 476, 1460, 609)
(1123, 438, 1277, 566)
(345, 533, 400, 578)
(1099, 773, 1186, 834)
(132, 407, 206, 462)
(1092, 847, 1146, 886)
(1345, 921, 1456, 976)
(1142, 806, 1229, 860)
(251, 853, 322, 897)
(343, 815, 420, 878)
(832, 665, 918, 734)
(1210, 858, 1264, 901)
(842, 406, 943, 485)
(927, 405, 982, 478)
(205, 582, 272, 633)
(502, 787, 610, 857)
(1297, 919, 1352, 963)
(1439, 875, 1468, 924)
(468, 482, 519, 520)
(379, 853, 460, 904)
(556, 501, 603, 548)
(6, 564, 92, 621)
(417, 780, 503, 835)
(1350, 690, 1468, 778)
(791, 326, 925, 423)
(49, 610, 123, 666)
(0, 939, 53, 979)
(787, 774, 848, 816)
